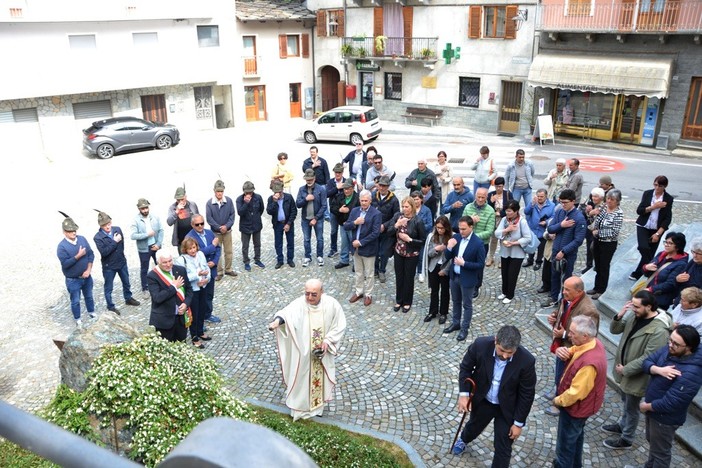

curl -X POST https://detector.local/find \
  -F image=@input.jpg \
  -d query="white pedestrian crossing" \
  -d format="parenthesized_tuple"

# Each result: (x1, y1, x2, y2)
(432, 145, 536, 186)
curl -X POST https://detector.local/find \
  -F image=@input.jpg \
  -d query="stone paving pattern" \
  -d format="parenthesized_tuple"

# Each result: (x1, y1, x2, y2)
(3, 196, 699, 468)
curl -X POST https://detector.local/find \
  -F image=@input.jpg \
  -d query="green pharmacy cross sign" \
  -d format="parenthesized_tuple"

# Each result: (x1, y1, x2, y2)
(442, 43, 461, 64)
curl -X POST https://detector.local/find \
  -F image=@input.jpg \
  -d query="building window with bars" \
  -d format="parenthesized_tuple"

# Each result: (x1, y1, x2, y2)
(459, 77, 480, 108)
(385, 73, 402, 101)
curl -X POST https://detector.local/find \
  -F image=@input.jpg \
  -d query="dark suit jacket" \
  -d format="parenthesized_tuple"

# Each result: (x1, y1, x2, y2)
(635, 189, 674, 231)
(94, 226, 127, 271)
(444, 233, 486, 288)
(343, 206, 381, 257)
(459, 336, 537, 425)
(147, 265, 193, 329)
(266, 193, 297, 225)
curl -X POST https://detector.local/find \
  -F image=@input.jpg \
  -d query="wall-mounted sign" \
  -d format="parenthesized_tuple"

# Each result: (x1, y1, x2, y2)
(421, 76, 437, 88)
(356, 60, 380, 71)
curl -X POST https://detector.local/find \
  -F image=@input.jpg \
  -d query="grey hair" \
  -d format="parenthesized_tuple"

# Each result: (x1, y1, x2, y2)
(536, 188, 548, 196)
(495, 325, 522, 350)
(155, 249, 173, 262)
(690, 237, 702, 252)
(359, 189, 372, 200)
(571, 315, 598, 337)
(606, 189, 622, 204)
(590, 187, 605, 199)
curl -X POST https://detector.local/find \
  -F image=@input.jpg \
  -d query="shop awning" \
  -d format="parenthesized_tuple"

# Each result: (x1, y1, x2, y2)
(527, 54, 674, 99)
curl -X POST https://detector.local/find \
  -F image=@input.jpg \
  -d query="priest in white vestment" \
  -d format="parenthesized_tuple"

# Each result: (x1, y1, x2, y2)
(269, 278, 347, 421)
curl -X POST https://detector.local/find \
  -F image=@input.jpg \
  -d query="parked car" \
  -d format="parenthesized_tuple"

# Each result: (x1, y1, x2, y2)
(301, 106, 381, 145)
(82, 117, 180, 159)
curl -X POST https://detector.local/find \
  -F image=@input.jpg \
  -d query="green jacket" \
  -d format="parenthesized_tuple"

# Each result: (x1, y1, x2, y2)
(611, 311, 670, 397)
(462, 202, 495, 244)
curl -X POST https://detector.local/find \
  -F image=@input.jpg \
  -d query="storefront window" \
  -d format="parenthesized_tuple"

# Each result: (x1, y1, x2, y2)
(556, 90, 615, 131)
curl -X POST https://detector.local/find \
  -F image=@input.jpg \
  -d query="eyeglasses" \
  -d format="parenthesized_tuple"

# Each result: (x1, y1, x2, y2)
(693, 250, 702, 256)
(664, 240, 675, 245)
(193, 222, 205, 227)
(304, 291, 319, 297)
(669, 338, 686, 349)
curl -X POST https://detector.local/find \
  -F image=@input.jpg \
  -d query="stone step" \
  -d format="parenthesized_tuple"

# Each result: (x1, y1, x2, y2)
(534, 310, 702, 460)
(676, 139, 702, 151)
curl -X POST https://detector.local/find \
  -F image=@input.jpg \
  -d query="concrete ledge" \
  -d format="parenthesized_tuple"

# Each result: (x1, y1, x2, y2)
(246, 397, 426, 468)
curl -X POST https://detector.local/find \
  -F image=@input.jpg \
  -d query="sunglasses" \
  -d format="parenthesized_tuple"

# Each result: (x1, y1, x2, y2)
(194, 222, 205, 227)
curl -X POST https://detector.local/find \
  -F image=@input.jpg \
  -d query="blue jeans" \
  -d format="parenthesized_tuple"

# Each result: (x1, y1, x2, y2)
(512, 187, 532, 208)
(555, 355, 567, 389)
(340, 228, 354, 264)
(329, 215, 339, 253)
(301, 218, 324, 259)
(272, 221, 295, 264)
(449, 275, 474, 332)
(554, 410, 588, 468)
(65, 276, 95, 319)
(138, 250, 157, 291)
(473, 181, 491, 196)
(190, 289, 206, 340)
(102, 264, 133, 309)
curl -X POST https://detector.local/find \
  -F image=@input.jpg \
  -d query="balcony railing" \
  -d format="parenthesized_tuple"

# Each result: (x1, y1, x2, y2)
(537, 1, 702, 33)
(243, 56, 259, 77)
(341, 37, 438, 61)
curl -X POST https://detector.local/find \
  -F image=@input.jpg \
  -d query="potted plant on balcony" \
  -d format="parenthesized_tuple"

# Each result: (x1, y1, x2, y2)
(358, 46, 367, 58)
(420, 48, 434, 60)
(341, 43, 354, 57)
(375, 35, 387, 55)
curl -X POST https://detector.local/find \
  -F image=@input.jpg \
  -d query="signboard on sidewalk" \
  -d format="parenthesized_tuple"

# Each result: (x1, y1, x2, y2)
(534, 115, 555, 145)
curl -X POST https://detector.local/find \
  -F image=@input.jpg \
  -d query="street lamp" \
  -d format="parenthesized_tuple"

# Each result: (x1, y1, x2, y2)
(512, 9, 528, 31)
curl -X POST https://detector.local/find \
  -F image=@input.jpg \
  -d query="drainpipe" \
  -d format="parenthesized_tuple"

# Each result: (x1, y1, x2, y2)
(310, 20, 317, 115)
(343, 0, 348, 85)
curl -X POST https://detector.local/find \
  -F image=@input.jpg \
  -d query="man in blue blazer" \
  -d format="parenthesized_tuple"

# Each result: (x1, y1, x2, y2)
(186, 214, 222, 323)
(452, 325, 537, 467)
(344, 190, 381, 306)
(443, 216, 486, 341)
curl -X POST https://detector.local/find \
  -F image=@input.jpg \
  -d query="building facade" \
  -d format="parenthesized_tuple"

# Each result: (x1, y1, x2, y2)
(530, 0, 702, 149)
(308, 0, 538, 134)
(0, 0, 238, 160)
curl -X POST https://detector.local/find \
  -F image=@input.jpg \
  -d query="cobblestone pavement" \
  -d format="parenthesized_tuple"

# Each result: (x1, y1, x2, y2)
(2, 181, 699, 467)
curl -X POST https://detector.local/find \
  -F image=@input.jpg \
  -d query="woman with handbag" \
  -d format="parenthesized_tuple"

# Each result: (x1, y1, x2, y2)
(637, 231, 689, 310)
(387, 197, 427, 313)
(630, 175, 674, 280)
(271, 152, 294, 193)
(588, 189, 623, 300)
(175, 237, 211, 348)
(422, 216, 452, 324)
(494, 200, 532, 304)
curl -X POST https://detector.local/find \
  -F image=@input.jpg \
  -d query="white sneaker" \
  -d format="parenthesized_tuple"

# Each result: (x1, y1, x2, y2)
(75, 319, 83, 328)
(418, 274, 424, 283)
(88, 312, 96, 319)
(502, 298, 512, 304)
(317, 256, 324, 266)
(302, 258, 311, 267)
(497, 294, 506, 300)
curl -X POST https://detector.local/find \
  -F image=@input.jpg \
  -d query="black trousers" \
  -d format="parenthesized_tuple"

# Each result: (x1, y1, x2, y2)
(500, 257, 523, 299)
(428, 264, 450, 316)
(634, 226, 660, 277)
(527, 238, 547, 264)
(542, 258, 552, 290)
(584, 229, 595, 268)
(477, 243, 489, 288)
(460, 401, 514, 468)
(394, 253, 420, 306)
(593, 240, 618, 293)
(157, 320, 187, 342)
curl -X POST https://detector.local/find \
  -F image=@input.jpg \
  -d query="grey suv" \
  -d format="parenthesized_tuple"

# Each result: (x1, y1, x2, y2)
(82, 117, 180, 159)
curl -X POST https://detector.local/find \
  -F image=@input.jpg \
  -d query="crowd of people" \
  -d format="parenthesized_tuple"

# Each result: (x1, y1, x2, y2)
(56, 142, 702, 467)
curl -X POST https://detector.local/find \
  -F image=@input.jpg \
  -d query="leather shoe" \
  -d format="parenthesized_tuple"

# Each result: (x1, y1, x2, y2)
(457, 330, 468, 342)
(472, 288, 480, 299)
(224, 271, 238, 277)
(533, 262, 542, 271)
(393, 304, 401, 312)
(364, 296, 372, 306)
(443, 324, 461, 334)
(275, 262, 284, 269)
(125, 297, 140, 306)
(438, 315, 447, 325)
(349, 293, 363, 304)
(536, 286, 549, 294)
(288, 261, 296, 268)
(581, 266, 592, 274)
(423, 314, 436, 323)
(334, 262, 350, 269)
(586, 289, 597, 295)
(523, 260, 534, 268)
(215, 276, 222, 281)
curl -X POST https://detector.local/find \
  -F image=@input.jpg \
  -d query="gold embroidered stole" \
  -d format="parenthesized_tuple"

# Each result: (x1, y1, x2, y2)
(309, 307, 325, 411)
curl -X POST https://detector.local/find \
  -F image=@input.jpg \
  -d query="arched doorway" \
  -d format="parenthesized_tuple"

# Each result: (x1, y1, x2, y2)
(320, 66, 340, 111)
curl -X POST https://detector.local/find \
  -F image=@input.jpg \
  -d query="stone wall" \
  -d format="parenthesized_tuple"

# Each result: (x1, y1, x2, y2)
(374, 99, 501, 134)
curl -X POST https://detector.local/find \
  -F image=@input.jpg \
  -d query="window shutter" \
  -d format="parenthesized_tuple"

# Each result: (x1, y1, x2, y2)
(337, 10, 345, 37)
(279, 34, 287, 58)
(301, 34, 310, 58)
(317, 11, 326, 37)
(505, 5, 518, 39)
(468, 6, 481, 39)
(373, 7, 383, 38)
(403, 7, 413, 55)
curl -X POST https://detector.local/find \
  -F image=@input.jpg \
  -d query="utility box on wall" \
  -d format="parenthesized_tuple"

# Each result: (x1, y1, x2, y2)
(346, 85, 357, 100)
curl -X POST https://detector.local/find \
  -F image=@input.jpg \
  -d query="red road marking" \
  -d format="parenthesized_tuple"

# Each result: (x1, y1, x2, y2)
(577, 158, 626, 172)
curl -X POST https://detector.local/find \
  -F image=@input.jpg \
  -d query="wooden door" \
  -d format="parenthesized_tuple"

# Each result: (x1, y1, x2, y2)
(141, 94, 167, 122)
(243, 36, 257, 76)
(321, 66, 340, 111)
(498, 81, 522, 134)
(683, 77, 702, 140)
(289, 83, 302, 118)
(244, 86, 266, 121)
(614, 95, 645, 142)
